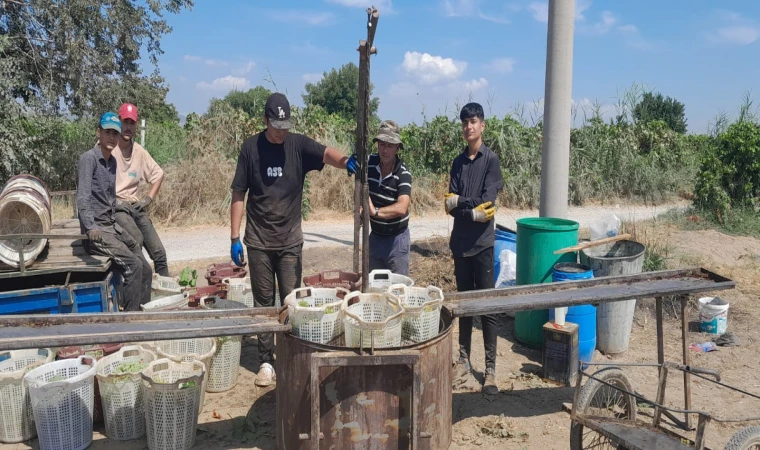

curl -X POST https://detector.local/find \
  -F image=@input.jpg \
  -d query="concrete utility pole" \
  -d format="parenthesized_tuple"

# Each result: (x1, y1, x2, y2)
(539, 0, 575, 219)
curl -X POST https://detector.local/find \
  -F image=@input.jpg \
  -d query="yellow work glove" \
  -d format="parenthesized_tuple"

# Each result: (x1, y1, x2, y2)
(444, 193, 459, 213)
(471, 201, 496, 223)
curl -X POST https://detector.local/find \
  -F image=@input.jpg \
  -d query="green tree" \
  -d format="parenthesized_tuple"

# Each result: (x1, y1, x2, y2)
(302, 63, 379, 121)
(633, 92, 688, 134)
(87, 74, 179, 124)
(1, 0, 193, 116)
(184, 112, 200, 131)
(223, 86, 272, 119)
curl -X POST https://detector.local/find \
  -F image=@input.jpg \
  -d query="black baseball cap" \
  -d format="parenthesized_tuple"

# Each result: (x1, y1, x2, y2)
(265, 93, 293, 129)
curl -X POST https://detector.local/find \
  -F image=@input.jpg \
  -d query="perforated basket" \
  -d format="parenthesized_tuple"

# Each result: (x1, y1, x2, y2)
(343, 292, 405, 349)
(388, 284, 444, 343)
(95, 346, 157, 441)
(151, 274, 182, 294)
(222, 277, 254, 307)
(141, 292, 189, 311)
(0, 348, 54, 443)
(366, 269, 415, 293)
(285, 287, 349, 345)
(24, 356, 97, 450)
(155, 338, 216, 413)
(141, 359, 204, 450)
(199, 297, 246, 392)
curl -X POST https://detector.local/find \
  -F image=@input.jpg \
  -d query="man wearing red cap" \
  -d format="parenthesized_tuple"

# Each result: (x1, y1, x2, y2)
(112, 103, 169, 276)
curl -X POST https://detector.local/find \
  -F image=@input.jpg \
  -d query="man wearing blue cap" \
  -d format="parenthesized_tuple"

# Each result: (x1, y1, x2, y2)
(76, 112, 152, 311)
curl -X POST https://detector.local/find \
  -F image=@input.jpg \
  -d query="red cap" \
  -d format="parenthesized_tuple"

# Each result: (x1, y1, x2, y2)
(119, 103, 138, 121)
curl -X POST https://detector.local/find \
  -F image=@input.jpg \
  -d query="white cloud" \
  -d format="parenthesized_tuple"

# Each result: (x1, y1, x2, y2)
(528, 0, 592, 24)
(463, 77, 489, 92)
(266, 10, 335, 26)
(579, 11, 618, 35)
(400, 51, 467, 85)
(196, 76, 250, 91)
(184, 54, 228, 67)
(486, 57, 516, 74)
(618, 24, 654, 51)
(302, 73, 323, 83)
(442, 0, 510, 24)
(706, 10, 760, 45)
(325, 0, 393, 10)
(232, 61, 256, 76)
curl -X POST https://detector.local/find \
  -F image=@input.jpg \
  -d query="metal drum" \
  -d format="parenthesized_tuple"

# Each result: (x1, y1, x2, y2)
(0, 175, 52, 268)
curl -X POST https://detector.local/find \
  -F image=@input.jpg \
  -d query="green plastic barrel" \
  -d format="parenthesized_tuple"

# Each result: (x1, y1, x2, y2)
(514, 217, 579, 348)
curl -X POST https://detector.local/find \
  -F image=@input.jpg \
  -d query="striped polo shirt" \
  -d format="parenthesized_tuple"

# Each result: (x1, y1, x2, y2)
(368, 154, 412, 236)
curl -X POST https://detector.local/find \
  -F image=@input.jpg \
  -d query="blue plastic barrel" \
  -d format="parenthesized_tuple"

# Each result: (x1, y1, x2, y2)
(493, 227, 517, 284)
(550, 263, 596, 364)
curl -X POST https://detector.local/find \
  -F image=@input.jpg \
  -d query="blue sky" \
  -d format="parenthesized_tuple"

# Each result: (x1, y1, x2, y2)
(157, 0, 760, 132)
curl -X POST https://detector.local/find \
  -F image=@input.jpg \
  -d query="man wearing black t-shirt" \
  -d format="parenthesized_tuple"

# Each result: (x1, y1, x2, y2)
(230, 93, 358, 387)
(366, 120, 412, 275)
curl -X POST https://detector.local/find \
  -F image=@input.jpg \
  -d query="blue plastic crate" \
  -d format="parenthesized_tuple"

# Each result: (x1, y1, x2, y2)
(0, 272, 117, 314)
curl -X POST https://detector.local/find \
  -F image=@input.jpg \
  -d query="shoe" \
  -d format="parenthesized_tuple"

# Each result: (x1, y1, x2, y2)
(452, 360, 472, 388)
(255, 362, 276, 387)
(483, 368, 498, 395)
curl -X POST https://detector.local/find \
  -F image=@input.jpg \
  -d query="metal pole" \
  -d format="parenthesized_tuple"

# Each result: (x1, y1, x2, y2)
(538, 0, 575, 219)
(140, 119, 146, 146)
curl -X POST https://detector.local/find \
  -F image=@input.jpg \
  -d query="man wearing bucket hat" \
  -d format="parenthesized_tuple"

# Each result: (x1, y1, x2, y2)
(112, 103, 169, 277)
(445, 102, 503, 395)
(229, 92, 359, 387)
(77, 112, 153, 311)
(365, 120, 412, 275)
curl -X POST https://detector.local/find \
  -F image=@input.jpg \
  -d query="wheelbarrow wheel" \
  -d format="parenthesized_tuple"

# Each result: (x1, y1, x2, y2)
(570, 367, 638, 450)
(725, 426, 760, 450)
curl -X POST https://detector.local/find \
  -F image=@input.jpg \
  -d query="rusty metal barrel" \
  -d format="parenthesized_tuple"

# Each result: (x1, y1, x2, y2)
(0, 175, 51, 268)
(276, 307, 453, 449)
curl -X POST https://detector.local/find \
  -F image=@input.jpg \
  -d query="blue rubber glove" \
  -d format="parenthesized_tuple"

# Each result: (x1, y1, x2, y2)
(231, 237, 245, 267)
(346, 154, 359, 176)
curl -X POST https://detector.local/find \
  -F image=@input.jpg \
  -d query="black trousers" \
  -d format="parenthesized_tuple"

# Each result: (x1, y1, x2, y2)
(454, 246, 499, 371)
(85, 230, 152, 311)
(247, 244, 302, 366)
(114, 203, 169, 276)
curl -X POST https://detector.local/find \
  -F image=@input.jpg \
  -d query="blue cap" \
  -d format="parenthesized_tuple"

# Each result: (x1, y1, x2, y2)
(99, 112, 121, 132)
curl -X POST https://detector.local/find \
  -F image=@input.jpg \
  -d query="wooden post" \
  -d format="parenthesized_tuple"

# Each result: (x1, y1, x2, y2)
(354, 7, 379, 292)
(681, 295, 692, 429)
(656, 297, 664, 365)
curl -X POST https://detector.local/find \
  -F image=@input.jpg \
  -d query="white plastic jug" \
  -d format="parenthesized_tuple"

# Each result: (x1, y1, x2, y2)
(554, 307, 568, 326)
(698, 297, 729, 335)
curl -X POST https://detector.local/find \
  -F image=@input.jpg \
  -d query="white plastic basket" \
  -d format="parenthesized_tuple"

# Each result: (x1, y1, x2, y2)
(24, 355, 97, 450)
(285, 287, 348, 345)
(141, 292, 189, 311)
(151, 274, 182, 293)
(95, 346, 157, 441)
(388, 284, 444, 343)
(0, 348, 54, 443)
(222, 276, 254, 307)
(141, 358, 204, 450)
(155, 338, 216, 413)
(199, 297, 246, 392)
(366, 269, 415, 293)
(343, 292, 405, 349)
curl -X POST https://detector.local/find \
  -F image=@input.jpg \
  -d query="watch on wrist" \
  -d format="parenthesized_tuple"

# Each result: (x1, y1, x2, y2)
(375, 207, 380, 218)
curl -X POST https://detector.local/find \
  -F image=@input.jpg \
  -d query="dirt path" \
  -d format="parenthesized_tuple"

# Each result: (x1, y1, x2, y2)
(156, 202, 685, 262)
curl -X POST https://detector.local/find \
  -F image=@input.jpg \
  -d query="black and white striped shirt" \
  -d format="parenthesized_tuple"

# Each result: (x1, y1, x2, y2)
(368, 154, 412, 236)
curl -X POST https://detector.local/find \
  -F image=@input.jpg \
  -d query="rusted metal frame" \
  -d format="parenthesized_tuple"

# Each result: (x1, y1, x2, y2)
(680, 295, 692, 429)
(653, 364, 670, 427)
(304, 350, 421, 448)
(1, 233, 89, 277)
(695, 414, 711, 450)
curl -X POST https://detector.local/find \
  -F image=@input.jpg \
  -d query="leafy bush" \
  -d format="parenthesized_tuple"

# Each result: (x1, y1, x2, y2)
(694, 121, 760, 221)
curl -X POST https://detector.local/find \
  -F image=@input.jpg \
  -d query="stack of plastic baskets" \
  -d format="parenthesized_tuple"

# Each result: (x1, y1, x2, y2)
(151, 274, 182, 293)
(23, 355, 97, 450)
(141, 292, 190, 311)
(222, 277, 254, 307)
(388, 284, 444, 343)
(343, 292, 405, 348)
(199, 297, 246, 392)
(285, 287, 349, 345)
(366, 269, 414, 293)
(0, 348, 54, 443)
(155, 338, 216, 413)
(142, 359, 204, 450)
(95, 345, 157, 440)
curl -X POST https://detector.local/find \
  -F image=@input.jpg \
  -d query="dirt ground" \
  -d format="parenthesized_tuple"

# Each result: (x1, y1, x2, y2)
(9, 220, 760, 450)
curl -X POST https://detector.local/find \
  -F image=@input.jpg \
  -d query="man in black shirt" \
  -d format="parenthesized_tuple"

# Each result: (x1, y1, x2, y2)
(366, 120, 412, 275)
(230, 93, 357, 387)
(445, 102, 503, 394)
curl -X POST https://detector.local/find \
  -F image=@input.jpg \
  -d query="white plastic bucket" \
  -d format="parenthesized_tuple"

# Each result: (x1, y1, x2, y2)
(554, 307, 568, 326)
(698, 297, 728, 335)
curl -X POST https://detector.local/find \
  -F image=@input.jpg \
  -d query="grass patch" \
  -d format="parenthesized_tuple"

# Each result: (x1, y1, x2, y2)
(662, 208, 760, 238)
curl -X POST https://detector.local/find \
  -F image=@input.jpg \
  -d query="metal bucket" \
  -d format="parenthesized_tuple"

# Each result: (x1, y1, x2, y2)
(580, 240, 645, 355)
(0, 175, 52, 268)
(275, 307, 453, 449)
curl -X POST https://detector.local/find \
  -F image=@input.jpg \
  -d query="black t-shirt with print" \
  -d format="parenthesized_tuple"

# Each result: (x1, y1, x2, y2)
(231, 132, 326, 250)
